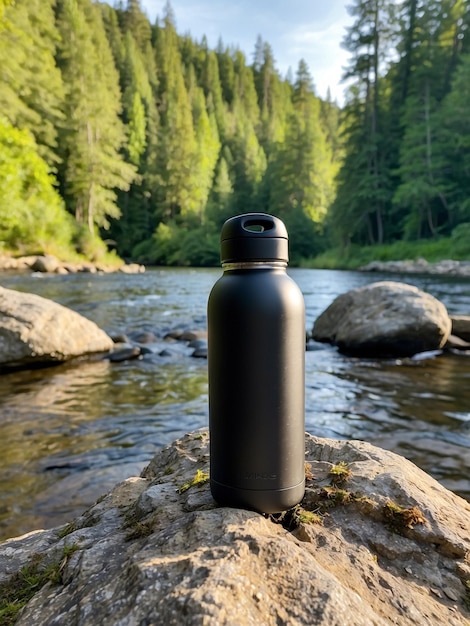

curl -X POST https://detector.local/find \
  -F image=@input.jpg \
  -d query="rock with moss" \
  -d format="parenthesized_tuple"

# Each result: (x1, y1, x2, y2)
(0, 430, 469, 625)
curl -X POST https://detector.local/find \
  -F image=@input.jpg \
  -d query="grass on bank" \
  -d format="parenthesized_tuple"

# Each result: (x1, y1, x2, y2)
(303, 224, 470, 270)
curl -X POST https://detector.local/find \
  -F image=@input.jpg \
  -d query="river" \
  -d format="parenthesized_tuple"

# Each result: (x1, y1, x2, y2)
(0, 267, 469, 541)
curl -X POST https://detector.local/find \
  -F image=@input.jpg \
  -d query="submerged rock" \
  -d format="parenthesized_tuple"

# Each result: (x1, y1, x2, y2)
(1, 430, 469, 625)
(0, 286, 114, 369)
(312, 281, 452, 357)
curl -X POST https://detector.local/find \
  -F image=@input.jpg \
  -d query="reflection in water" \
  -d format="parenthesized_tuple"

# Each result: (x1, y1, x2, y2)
(0, 355, 208, 539)
(305, 347, 470, 500)
(0, 268, 469, 540)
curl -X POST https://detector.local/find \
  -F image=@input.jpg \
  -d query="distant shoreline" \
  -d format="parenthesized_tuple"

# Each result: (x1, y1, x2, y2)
(0, 254, 144, 275)
(359, 258, 470, 277)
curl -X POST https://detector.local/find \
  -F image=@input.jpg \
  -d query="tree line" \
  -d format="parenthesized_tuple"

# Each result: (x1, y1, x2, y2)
(331, 0, 470, 256)
(0, 0, 469, 266)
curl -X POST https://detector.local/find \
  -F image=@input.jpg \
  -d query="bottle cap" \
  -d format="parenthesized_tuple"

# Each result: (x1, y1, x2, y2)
(220, 213, 289, 264)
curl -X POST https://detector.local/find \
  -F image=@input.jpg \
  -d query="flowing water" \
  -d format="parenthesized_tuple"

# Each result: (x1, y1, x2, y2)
(0, 267, 469, 541)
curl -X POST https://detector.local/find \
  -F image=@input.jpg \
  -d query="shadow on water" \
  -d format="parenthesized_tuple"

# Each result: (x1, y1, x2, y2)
(0, 267, 469, 540)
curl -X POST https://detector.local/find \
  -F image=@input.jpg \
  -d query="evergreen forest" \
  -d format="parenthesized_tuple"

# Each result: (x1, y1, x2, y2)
(1, 0, 470, 267)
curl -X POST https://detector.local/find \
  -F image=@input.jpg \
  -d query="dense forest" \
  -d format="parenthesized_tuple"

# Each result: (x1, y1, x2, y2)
(0, 0, 469, 267)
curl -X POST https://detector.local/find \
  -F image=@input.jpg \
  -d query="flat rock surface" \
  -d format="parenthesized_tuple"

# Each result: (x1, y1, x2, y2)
(1, 430, 469, 625)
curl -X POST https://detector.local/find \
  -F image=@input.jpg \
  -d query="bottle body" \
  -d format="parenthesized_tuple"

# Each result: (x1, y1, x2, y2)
(207, 264, 305, 513)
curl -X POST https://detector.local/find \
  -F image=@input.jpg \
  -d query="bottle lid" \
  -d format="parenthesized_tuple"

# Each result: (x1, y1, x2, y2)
(220, 213, 289, 264)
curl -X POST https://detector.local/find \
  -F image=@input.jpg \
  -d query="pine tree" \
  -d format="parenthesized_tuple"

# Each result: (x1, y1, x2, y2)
(0, 0, 64, 164)
(437, 50, 470, 224)
(393, 0, 466, 238)
(190, 86, 221, 222)
(265, 61, 334, 259)
(330, 0, 397, 246)
(120, 0, 151, 53)
(152, 5, 197, 222)
(252, 37, 290, 152)
(55, 0, 136, 234)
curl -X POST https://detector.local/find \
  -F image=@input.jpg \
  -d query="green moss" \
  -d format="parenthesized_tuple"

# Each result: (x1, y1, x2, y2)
(177, 469, 209, 494)
(122, 504, 160, 541)
(56, 513, 99, 540)
(163, 466, 174, 476)
(329, 461, 352, 486)
(271, 505, 323, 531)
(296, 508, 323, 525)
(57, 522, 77, 539)
(383, 500, 426, 534)
(0, 544, 79, 625)
(124, 515, 159, 541)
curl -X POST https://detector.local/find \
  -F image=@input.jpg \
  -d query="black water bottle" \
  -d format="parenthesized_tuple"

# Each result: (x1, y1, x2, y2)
(207, 213, 305, 514)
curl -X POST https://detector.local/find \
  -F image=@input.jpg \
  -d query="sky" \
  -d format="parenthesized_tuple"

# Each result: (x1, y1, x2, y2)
(136, 0, 355, 104)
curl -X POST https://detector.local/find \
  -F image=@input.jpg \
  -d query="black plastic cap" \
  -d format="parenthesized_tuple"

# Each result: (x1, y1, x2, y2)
(220, 213, 289, 264)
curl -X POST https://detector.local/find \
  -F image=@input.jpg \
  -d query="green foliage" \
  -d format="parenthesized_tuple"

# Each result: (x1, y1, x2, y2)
(133, 221, 219, 266)
(1, 0, 469, 265)
(73, 224, 121, 266)
(331, 0, 470, 254)
(55, 0, 137, 234)
(0, 0, 65, 164)
(306, 227, 470, 269)
(0, 117, 75, 255)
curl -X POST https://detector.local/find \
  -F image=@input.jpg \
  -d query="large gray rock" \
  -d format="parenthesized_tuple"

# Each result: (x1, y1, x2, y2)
(0, 286, 114, 368)
(312, 281, 452, 357)
(1, 430, 469, 625)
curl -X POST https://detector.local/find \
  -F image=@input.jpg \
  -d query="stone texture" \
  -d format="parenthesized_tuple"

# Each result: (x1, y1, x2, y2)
(451, 315, 470, 343)
(30, 255, 61, 273)
(0, 286, 114, 368)
(312, 281, 452, 357)
(1, 430, 469, 626)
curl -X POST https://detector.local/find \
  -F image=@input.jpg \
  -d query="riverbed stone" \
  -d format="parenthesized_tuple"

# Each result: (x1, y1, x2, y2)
(312, 281, 452, 357)
(451, 315, 470, 342)
(1, 430, 469, 626)
(0, 286, 114, 369)
(30, 254, 61, 273)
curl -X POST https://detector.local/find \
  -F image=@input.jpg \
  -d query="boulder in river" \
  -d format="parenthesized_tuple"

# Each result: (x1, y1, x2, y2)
(0, 430, 469, 625)
(0, 286, 114, 369)
(312, 281, 452, 357)
(451, 315, 470, 343)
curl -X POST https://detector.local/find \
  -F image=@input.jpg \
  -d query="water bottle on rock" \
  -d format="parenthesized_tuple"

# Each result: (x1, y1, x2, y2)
(207, 213, 305, 514)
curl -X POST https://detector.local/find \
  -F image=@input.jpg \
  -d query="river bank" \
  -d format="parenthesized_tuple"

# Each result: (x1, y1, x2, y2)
(360, 258, 470, 276)
(2, 252, 470, 277)
(0, 253, 144, 274)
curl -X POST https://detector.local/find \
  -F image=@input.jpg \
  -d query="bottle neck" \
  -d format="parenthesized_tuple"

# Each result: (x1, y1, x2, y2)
(222, 260, 287, 271)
